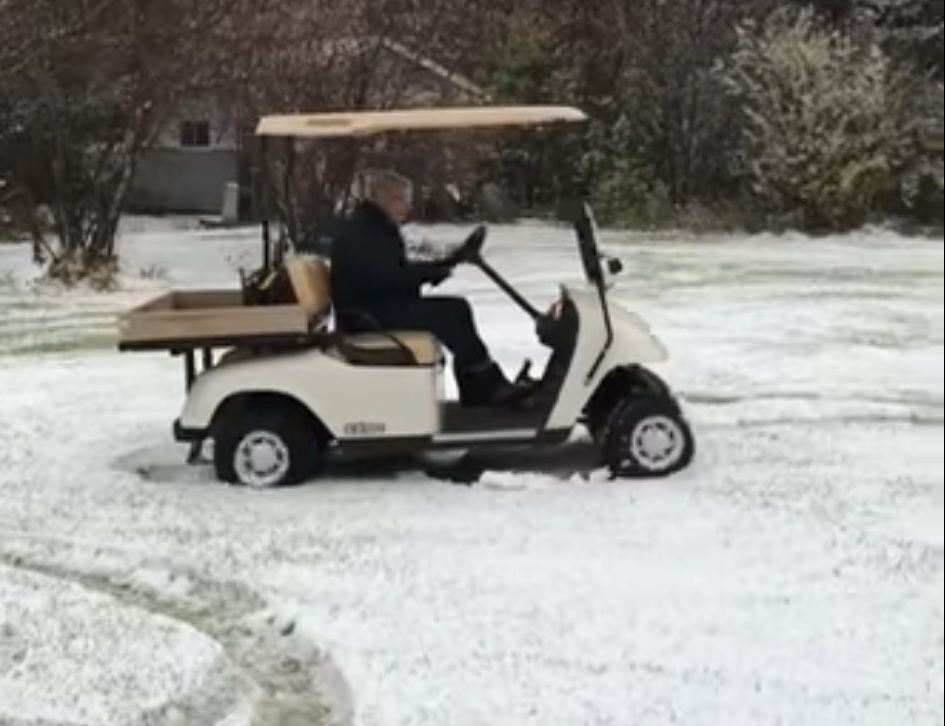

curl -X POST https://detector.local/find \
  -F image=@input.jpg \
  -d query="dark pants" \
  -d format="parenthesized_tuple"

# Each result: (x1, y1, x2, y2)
(345, 297, 491, 370)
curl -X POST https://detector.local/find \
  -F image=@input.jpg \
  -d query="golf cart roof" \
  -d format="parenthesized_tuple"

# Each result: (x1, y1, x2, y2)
(255, 105, 588, 138)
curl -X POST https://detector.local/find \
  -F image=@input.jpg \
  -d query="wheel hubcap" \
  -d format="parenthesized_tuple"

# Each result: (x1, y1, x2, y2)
(234, 431, 290, 488)
(629, 416, 685, 471)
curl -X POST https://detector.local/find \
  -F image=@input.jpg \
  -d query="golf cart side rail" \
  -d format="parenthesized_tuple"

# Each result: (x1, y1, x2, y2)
(255, 105, 588, 138)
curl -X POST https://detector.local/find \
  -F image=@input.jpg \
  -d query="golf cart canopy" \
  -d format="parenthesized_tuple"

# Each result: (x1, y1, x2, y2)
(255, 105, 588, 138)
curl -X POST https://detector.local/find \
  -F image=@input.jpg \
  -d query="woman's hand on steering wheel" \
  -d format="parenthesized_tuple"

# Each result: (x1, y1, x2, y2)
(446, 224, 487, 267)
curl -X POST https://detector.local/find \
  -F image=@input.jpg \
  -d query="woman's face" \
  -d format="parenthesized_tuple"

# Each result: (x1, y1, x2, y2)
(382, 184, 413, 224)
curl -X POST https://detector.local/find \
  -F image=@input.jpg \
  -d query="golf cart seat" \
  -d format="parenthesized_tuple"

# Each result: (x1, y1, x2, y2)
(284, 256, 440, 366)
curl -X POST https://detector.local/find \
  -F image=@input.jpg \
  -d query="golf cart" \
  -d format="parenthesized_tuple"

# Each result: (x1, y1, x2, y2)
(118, 105, 695, 487)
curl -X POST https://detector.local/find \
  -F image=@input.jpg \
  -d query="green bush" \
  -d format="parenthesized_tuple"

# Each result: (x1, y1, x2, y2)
(902, 165, 944, 226)
(723, 13, 917, 232)
(45, 252, 119, 291)
(592, 160, 676, 229)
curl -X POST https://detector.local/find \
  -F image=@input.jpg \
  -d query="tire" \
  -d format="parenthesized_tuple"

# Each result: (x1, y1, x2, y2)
(584, 366, 674, 443)
(213, 405, 322, 488)
(600, 396, 695, 479)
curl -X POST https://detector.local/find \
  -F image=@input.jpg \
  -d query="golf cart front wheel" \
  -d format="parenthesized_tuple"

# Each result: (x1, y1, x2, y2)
(214, 407, 322, 488)
(601, 397, 695, 478)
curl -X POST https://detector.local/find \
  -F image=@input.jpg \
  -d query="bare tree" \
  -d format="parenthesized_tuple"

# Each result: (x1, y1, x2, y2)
(0, 0, 248, 284)
(476, 0, 778, 219)
(235, 0, 489, 241)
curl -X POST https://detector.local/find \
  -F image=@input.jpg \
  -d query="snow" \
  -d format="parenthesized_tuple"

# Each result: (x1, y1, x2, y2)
(0, 564, 248, 725)
(0, 221, 942, 726)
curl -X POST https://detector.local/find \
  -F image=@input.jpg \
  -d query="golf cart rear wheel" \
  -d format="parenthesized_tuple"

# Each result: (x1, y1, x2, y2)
(601, 397, 694, 479)
(214, 407, 322, 488)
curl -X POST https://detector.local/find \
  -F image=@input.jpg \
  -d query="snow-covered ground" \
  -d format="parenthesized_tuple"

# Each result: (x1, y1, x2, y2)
(0, 220, 942, 726)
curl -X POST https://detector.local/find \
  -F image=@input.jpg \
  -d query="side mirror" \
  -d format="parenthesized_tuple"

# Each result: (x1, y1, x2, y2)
(606, 257, 624, 275)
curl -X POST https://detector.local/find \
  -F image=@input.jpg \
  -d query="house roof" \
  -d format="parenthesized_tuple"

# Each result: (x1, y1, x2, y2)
(256, 105, 588, 138)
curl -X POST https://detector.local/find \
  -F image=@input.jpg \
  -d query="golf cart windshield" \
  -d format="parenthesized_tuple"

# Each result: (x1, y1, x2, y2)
(564, 201, 607, 286)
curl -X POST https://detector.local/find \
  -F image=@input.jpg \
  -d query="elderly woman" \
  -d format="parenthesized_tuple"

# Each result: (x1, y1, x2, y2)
(330, 169, 521, 407)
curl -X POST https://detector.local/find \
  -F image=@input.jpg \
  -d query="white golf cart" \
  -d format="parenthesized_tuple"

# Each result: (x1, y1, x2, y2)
(118, 106, 695, 487)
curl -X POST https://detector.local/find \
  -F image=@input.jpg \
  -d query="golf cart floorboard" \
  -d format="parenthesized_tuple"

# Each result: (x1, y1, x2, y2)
(441, 402, 545, 435)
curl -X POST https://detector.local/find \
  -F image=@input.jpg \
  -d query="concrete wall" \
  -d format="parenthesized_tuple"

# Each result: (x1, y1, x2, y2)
(128, 149, 238, 215)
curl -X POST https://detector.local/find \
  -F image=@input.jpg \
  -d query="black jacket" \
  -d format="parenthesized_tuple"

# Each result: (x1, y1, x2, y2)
(330, 201, 444, 318)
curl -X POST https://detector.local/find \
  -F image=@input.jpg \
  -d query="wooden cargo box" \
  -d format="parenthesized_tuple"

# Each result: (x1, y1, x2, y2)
(118, 290, 311, 352)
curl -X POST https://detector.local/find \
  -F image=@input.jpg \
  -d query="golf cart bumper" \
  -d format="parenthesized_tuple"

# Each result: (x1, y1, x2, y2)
(174, 419, 208, 443)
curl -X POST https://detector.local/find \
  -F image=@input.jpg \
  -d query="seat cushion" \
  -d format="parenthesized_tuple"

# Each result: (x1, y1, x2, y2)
(340, 331, 440, 367)
(285, 256, 331, 322)
(283, 256, 440, 366)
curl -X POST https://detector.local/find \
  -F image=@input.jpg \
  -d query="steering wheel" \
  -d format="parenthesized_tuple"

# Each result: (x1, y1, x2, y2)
(448, 224, 488, 266)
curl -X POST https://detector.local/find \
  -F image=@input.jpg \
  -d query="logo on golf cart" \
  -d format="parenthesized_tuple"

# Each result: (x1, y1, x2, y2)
(344, 421, 387, 437)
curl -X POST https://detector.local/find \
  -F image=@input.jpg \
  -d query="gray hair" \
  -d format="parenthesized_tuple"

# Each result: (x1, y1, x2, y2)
(358, 168, 414, 203)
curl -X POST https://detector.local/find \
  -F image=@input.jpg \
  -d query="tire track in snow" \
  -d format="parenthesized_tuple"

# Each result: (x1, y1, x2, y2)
(0, 544, 354, 726)
(0, 303, 117, 356)
(685, 389, 944, 409)
(0, 562, 250, 726)
(706, 411, 944, 429)
(0, 280, 151, 356)
(684, 390, 944, 429)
